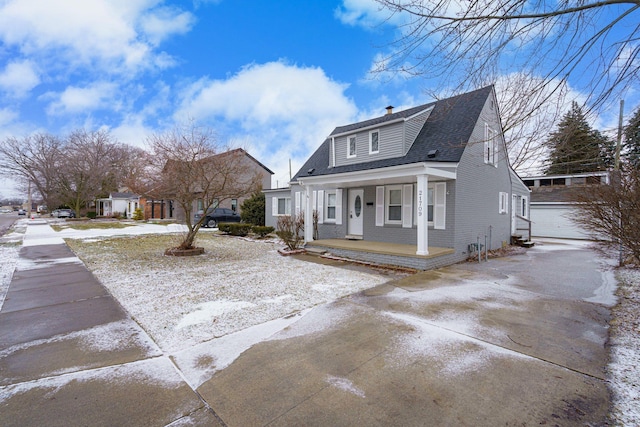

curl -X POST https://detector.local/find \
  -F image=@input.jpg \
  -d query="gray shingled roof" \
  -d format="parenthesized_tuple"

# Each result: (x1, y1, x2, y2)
(293, 86, 493, 182)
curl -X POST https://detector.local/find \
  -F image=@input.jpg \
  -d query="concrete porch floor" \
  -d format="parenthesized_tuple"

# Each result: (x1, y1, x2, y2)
(306, 238, 454, 259)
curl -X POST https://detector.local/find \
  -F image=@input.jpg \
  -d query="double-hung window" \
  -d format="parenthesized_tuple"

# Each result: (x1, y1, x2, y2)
(348, 135, 357, 158)
(370, 130, 379, 154)
(386, 185, 403, 224)
(326, 192, 336, 221)
(275, 197, 291, 216)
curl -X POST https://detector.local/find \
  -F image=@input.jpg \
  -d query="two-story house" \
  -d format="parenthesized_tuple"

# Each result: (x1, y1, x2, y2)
(265, 86, 530, 270)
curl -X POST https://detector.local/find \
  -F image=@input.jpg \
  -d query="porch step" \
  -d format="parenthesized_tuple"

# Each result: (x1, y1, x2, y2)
(305, 246, 328, 256)
(345, 234, 363, 240)
(511, 234, 535, 248)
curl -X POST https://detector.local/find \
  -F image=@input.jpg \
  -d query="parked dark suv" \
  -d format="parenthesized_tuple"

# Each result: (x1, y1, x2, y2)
(195, 208, 240, 228)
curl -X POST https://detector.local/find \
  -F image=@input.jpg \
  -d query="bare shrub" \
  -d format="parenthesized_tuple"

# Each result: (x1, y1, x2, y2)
(276, 213, 305, 251)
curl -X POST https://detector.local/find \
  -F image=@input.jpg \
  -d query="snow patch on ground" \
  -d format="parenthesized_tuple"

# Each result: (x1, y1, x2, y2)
(325, 375, 366, 398)
(0, 357, 184, 400)
(68, 234, 390, 353)
(175, 300, 256, 330)
(172, 311, 309, 389)
(16, 256, 83, 271)
(384, 311, 531, 376)
(607, 268, 640, 426)
(0, 246, 19, 310)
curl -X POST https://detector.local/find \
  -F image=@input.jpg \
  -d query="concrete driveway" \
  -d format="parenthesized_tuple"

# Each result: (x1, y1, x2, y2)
(185, 239, 614, 426)
(1, 235, 614, 426)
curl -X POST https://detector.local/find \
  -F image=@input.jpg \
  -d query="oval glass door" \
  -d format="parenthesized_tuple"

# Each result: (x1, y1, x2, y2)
(354, 195, 362, 217)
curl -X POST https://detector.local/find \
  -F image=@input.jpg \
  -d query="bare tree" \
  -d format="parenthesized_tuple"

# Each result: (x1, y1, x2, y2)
(571, 167, 640, 266)
(374, 0, 639, 170)
(141, 123, 262, 252)
(0, 133, 64, 209)
(58, 130, 133, 214)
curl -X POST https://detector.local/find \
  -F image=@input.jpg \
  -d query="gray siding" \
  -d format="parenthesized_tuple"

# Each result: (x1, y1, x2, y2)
(452, 93, 512, 254)
(264, 188, 292, 228)
(404, 110, 430, 154)
(334, 122, 405, 167)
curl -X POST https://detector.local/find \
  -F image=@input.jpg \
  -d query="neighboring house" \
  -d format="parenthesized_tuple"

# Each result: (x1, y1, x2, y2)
(522, 171, 609, 239)
(96, 192, 140, 218)
(174, 148, 273, 222)
(265, 85, 531, 270)
(140, 149, 273, 222)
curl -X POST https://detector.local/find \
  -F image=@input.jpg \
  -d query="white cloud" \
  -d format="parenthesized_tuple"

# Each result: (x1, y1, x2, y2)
(176, 61, 358, 186)
(140, 6, 195, 46)
(0, 0, 194, 75)
(45, 82, 120, 115)
(0, 60, 40, 97)
(335, 0, 398, 28)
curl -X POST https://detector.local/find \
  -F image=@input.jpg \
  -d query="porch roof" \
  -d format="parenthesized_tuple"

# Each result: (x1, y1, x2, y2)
(306, 239, 454, 260)
(297, 162, 457, 188)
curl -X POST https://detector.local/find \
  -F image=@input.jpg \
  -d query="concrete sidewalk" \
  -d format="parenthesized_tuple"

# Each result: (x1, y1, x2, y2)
(0, 222, 613, 426)
(0, 221, 223, 426)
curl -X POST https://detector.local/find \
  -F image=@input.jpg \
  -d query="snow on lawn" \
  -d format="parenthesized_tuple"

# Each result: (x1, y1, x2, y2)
(608, 268, 640, 426)
(65, 233, 390, 353)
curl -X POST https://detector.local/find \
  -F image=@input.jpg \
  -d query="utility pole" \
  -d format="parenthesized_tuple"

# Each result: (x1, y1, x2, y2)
(615, 100, 624, 266)
(27, 180, 32, 219)
(615, 100, 624, 170)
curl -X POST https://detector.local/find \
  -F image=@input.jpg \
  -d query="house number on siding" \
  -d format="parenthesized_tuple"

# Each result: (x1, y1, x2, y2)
(418, 190, 423, 217)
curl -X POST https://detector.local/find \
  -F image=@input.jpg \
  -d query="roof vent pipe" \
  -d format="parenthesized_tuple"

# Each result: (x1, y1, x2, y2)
(386, 105, 394, 115)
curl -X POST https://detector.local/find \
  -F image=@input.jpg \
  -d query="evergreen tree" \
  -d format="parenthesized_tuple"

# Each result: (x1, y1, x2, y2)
(240, 192, 265, 226)
(623, 106, 640, 170)
(544, 102, 607, 174)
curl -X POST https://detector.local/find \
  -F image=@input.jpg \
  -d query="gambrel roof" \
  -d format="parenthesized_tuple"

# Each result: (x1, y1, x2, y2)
(293, 85, 494, 182)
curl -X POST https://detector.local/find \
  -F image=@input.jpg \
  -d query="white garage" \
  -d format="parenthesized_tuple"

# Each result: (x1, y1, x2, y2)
(530, 203, 588, 239)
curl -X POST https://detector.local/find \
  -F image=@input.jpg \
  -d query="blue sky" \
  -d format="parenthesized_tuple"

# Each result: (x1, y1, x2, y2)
(0, 0, 638, 198)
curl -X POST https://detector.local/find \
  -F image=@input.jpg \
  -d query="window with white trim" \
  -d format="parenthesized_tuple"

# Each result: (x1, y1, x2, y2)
(276, 197, 291, 215)
(485, 124, 497, 165)
(520, 196, 528, 218)
(326, 191, 336, 221)
(369, 130, 379, 154)
(348, 135, 356, 158)
(386, 185, 403, 224)
(427, 188, 434, 223)
(499, 192, 508, 214)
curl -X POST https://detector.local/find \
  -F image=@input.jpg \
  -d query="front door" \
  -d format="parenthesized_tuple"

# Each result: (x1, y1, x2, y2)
(348, 189, 364, 237)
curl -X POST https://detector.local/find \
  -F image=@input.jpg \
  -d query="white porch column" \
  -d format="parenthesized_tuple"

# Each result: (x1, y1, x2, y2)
(416, 174, 429, 255)
(304, 186, 314, 243)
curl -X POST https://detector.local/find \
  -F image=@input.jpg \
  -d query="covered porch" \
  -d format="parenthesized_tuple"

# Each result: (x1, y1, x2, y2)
(297, 161, 458, 257)
(306, 238, 455, 271)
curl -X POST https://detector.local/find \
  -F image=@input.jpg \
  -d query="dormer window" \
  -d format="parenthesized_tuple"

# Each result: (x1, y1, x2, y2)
(370, 130, 379, 154)
(348, 135, 356, 158)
